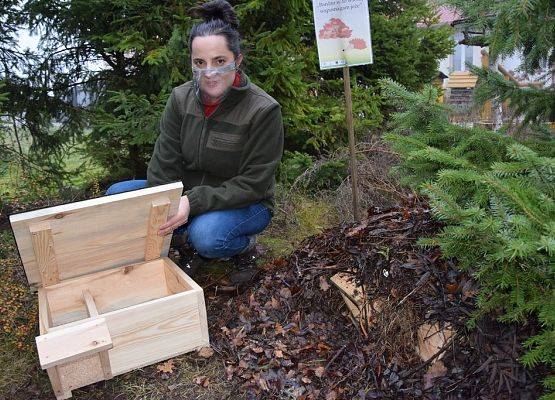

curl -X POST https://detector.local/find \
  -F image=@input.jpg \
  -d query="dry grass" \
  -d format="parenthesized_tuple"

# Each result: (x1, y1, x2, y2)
(260, 189, 340, 259)
(331, 139, 409, 223)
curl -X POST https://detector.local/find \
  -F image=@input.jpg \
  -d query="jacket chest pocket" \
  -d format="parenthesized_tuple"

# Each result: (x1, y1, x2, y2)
(204, 130, 245, 177)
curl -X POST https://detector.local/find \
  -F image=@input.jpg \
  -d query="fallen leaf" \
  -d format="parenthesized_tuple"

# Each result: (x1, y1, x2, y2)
(194, 375, 210, 388)
(274, 323, 286, 336)
(197, 347, 214, 358)
(225, 365, 235, 380)
(279, 287, 292, 298)
(445, 283, 459, 294)
(273, 257, 287, 268)
(416, 323, 454, 362)
(314, 366, 325, 378)
(271, 296, 280, 309)
(301, 376, 312, 384)
(275, 349, 283, 358)
(257, 376, 270, 391)
(423, 360, 448, 389)
(326, 390, 337, 400)
(346, 221, 368, 237)
(317, 342, 332, 352)
(319, 276, 330, 292)
(156, 359, 175, 374)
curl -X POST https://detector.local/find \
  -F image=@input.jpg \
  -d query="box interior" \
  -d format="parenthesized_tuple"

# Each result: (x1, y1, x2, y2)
(41, 259, 192, 328)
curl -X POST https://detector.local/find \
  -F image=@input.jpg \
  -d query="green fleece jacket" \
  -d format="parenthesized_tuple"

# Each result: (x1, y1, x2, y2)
(147, 73, 284, 216)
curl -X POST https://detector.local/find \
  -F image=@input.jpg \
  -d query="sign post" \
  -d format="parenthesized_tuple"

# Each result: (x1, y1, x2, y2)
(312, 0, 373, 221)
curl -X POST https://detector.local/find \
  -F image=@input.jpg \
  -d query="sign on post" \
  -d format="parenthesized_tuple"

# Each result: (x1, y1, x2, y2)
(313, 0, 373, 70)
(312, 0, 373, 221)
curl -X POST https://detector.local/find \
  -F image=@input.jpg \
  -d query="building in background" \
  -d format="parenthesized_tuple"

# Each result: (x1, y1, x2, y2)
(434, 6, 543, 128)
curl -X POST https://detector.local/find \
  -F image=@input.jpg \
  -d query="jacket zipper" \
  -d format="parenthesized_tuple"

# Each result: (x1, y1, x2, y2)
(195, 87, 232, 185)
(197, 115, 206, 185)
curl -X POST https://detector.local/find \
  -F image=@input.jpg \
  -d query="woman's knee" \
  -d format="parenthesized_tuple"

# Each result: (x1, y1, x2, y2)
(105, 180, 148, 195)
(187, 222, 226, 258)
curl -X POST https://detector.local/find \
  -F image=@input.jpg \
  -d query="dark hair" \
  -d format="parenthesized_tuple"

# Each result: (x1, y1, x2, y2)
(189, 0, 241, 58)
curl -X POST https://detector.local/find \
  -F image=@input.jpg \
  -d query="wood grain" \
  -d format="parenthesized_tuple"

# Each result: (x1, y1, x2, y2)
(145, 198, 170, 261)
(38, 288, 52, 334)
(10, 182, 182, 288)
(99, 350, 113, 379)
(104, 290, 207, 375)
(82, 290, 98, 317)
(47, 367, 72, 400)
(46, 260, 169, 326)
(330, 272, 382, 325)
(36, 318, 113, 369)
(29, 222, 59, 286)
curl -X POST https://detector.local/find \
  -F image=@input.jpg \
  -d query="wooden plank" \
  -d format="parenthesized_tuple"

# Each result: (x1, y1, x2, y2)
(47, 367, 72, 400)
(36, 317, 113, 370)
(417, 323, 454, 362)
(163, 259, 193, 294)
(103, 290, 208, 375)
(29, 222, 59, 286)
(163, 257, 203, 292)
(338, 292, 360, 318)
(9, 182, 182, 288)
(46, 260, 168, 326)
(144, 198, 170, 261)
(83, 290, 98, 317)
(330, 272, 365, 305)
(99, 350, 113, 379)
(47, 316, 98, 333)
(330, 272, 382, 325)
(164, 258, 210, 348)
(38, 288, 52, 334)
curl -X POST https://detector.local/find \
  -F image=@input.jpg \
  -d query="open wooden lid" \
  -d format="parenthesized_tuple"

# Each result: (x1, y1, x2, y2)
(10, 182, 183, 288)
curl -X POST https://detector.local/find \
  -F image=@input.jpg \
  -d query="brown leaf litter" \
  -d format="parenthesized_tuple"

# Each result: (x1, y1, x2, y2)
(206, 197, 546, 399)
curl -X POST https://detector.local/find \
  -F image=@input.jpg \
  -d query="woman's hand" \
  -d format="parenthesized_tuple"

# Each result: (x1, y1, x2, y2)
(158, 195, 190, 236)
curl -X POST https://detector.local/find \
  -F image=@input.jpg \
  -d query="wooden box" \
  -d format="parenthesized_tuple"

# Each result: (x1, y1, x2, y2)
(9, 182, 209, 399)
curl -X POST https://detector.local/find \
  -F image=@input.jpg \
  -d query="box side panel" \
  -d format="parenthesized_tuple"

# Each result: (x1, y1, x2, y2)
(163, 258, 209, 345)
(163, 258, 193, 293)
(163, 257, 203, 292)
(104, 291, 208, 375)
(46, 260, 168, 326)
(9, 182, 182, 287)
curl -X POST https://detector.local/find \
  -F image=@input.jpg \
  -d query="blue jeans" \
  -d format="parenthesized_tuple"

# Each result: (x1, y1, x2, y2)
(106, 180, 271, 259)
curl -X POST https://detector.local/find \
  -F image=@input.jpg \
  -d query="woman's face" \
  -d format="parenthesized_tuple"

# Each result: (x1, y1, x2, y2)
(191, 35, 243, 102)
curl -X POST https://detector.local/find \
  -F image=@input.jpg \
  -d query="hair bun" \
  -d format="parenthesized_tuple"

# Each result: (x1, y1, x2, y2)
(192, 0, 239, 30)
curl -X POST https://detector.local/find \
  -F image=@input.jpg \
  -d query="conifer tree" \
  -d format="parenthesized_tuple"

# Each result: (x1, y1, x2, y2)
(22, 0, 453, 178)
(380, 78, 555, 397)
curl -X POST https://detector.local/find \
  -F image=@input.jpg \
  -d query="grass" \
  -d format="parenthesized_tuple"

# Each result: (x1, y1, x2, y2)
(1, 128, 106, 204)
(260, 189, 340, 259)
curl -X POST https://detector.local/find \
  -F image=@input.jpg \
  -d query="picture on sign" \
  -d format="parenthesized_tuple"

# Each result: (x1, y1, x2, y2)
(312, 0, 373, 70)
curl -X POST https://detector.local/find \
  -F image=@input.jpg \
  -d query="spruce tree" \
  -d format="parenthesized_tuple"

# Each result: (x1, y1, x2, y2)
(380, 78, 555, 397)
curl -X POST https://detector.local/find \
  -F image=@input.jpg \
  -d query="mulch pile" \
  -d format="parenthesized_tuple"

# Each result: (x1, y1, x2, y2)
(208, 197, 544, 399)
